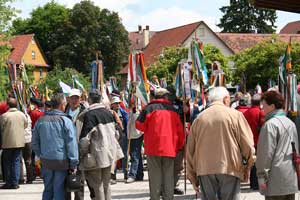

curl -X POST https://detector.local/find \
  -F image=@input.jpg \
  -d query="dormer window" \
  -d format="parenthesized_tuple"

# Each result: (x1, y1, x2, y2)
(32, 51, 36, 60)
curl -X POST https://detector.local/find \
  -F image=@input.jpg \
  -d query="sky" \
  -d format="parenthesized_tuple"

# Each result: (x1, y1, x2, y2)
(9, 0, 300, 33)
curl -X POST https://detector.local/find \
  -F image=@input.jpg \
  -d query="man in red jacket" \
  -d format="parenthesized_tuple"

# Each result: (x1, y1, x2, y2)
(136, 88, 185, 200)
(243, 94, 264, 190)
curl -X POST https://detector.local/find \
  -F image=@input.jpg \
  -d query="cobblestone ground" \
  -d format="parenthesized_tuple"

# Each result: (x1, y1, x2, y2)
(0, 171, 290, 200)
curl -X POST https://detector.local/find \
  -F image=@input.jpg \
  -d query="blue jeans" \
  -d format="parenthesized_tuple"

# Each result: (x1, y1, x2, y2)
(114, 133, 128, 177)
(41, 167, 68, 200)
(128, 136, 144, 180)
(2, 148, 22, 186)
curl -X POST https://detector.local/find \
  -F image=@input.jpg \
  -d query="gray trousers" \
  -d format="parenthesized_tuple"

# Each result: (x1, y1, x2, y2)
(147, 156, 174, 200)
(198, 174, 240, 200)
(174, 150, 184, 187)
(85, 166, 111, 200)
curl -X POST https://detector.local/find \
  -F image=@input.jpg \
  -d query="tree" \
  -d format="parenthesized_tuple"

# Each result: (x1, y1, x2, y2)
(146, 46, 188, 84)
(0, 0, 17, 100)
(0, 0, 17, 32)
(218, 0, 277, 33)
(147, 44, 230, 84)
(11, 1, 70, 65)
(37, 66, 91, 94)
(232, 37, 300, 90)
(52, 1, 130, 76)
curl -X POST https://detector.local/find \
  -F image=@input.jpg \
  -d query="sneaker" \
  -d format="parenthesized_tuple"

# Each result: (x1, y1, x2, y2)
(125, 177, 135, 184)
(174, 188, 184, 195)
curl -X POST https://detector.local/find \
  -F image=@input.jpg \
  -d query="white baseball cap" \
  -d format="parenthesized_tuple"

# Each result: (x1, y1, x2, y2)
(111, 96, 121, 104)
(69, 89, 81, 97)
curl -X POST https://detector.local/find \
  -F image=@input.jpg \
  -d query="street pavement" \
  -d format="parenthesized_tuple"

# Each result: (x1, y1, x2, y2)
(0, 171, 287, 200)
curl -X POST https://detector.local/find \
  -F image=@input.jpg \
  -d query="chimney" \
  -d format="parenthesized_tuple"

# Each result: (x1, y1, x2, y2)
(138, 25, 142, 33)
(143, 25, 150, 47)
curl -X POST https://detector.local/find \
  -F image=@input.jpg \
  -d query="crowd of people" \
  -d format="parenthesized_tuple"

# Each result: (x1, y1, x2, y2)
(0, 84, 299, 200)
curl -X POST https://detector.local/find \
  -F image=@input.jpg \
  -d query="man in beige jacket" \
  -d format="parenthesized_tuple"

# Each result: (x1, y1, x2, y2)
(187, 86, 255, 200)
(0, 97, 27, 189)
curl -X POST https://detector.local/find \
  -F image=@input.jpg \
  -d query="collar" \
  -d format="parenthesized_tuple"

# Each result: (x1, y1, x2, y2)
(149, 99, 172, 105)
(8, 108, 19, 112)
(265, 109, 286, 122)
(210, 101, 226, 107)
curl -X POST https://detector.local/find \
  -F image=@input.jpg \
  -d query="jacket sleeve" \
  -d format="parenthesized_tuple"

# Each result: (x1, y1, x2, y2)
(32, 123, 41, 157)
(237, 112, 255, 168)
(80, 112, 96, 139)
(63, 117, 79, 169)
(136, 108, 147, 132)
(186, 120, 198, 186)
(256, 122, 277, 178)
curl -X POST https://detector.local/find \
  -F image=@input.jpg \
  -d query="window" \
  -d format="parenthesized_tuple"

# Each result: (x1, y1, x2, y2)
(32, 51, 36, 60)
(198, 28, 205, 37)
(39, 69, 43, 79)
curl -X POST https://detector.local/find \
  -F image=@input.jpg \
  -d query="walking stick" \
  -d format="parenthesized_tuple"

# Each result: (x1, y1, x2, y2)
(183, 100, 187, 195)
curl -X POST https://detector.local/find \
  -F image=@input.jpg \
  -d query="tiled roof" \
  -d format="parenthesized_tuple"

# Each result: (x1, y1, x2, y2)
(280, 21, 300, 34)
(217, 33, 300, 53)
(143, 21, 202, 66)
(8, 34, 34, 64)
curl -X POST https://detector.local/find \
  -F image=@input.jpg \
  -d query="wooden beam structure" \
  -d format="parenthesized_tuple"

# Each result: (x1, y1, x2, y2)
(251, 0, 300, 14)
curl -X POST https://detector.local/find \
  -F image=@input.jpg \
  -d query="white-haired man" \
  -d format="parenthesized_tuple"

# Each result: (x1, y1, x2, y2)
(186, 86, 255, 200)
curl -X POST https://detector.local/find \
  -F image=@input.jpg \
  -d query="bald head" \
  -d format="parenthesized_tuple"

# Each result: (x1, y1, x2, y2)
(7, 97, 18, 108)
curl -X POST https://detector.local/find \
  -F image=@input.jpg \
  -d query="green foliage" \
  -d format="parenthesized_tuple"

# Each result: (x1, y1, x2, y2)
(11, 1, 70, 65)
(37, 66, 91, 94)
(53, 1, 130, 76)
(0, 0, 17, 32)
(146, 46, 188, 84)
(232, 37, 300, 90)
(218, 0, 277, 33)
(0, 44, 10, 100)
(0, 0, 18, 100)
(203, 44, 231, 82)
(12, 0, 130, 76)
(146, 45, 230, 84)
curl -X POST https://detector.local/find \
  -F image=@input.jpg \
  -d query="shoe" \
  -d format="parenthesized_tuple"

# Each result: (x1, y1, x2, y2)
(19, 180, 25, 185)
(110, 179, 117, 185)
(26, 180, 33, 184)
(125, 177, 135, 184)
(174, 188, 184, 195)
(0, 184, 19, 189)
(11, 185, 20, 189)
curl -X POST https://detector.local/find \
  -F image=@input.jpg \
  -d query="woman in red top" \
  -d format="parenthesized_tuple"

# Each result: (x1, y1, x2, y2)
(243, 94, 265, 190)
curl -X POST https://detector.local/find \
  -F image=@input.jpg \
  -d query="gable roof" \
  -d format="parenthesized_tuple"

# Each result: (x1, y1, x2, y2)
(280, 21, 300, 34)
(143, 21, 202, 66)
(218, 33, 300, 53)
(9, 34, 34, 64)
(5, 34, 49, 67)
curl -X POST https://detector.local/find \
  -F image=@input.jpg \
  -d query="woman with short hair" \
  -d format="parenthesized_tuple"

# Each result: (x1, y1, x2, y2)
(256, 91, 298, 200)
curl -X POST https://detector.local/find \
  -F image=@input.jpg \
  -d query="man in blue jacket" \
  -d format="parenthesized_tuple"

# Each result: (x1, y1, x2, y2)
(32, 93, 79, 200)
